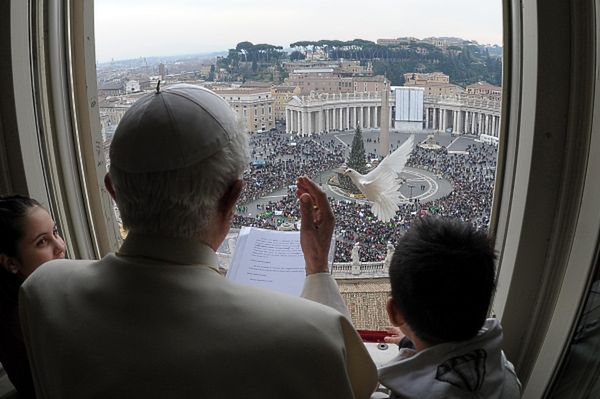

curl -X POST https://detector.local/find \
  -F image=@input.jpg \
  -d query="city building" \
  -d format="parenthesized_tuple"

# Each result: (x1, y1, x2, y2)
(98, 91, 147, 134)
(282, 60, 338, 73)
(338, 60, 372, 76)
(124, 79, 140, 93)
(395, 87, 424, 131)
(466, 81, 502, 98)
(283, 68, 351, 95)
(98, 80, 125, 97)
(213, 87, 275, 133)
(423, 93, 501, 144)
(284, 70, 387, 96)
(403, 72, 465, 96)
(271, 85, 301, 122)
(404, 72, 450, 85)
(199, 64, 213, 78)
(241, 81, 273, 90)
(422, 36, 467, 49)
(376, 37, 419, 46)
(353, 75, 386, 93)
(285, 91, 392, 135)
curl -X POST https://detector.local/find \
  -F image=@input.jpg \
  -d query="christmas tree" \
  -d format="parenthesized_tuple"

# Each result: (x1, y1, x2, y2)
(340, 126, 367, 194)
(348, 126, 367, 174)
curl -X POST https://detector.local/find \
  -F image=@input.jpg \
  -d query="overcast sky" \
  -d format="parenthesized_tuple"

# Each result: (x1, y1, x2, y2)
(94, 0, 503, 62)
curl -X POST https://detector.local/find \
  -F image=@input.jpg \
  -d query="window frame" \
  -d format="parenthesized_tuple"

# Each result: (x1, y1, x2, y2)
(6, 0, 600, 395)
(492, 0, 600, 394)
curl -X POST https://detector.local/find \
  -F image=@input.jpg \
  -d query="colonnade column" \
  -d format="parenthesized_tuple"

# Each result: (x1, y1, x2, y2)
(334, 109, 338, 130)
(346, 106, 351, 130)
(468, 111, 472, 134)
(367, 106, 371, 129)
(318, 110, 323, 133)
(440, 109, 445, 131)
(452, 110, 457, 132)
(495, 116, 500, 137)
(465, 111, 470, 133)
(292, 110, 296, 134)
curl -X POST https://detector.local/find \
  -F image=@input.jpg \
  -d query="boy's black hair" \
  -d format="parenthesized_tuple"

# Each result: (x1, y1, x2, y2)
(389, 216, 496, 345)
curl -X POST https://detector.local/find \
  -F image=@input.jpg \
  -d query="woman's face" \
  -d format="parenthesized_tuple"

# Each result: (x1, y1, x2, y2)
(15, 206, 66, 277)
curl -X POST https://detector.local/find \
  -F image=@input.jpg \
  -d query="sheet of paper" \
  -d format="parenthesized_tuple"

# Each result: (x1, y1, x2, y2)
(226, 227, 334, 296)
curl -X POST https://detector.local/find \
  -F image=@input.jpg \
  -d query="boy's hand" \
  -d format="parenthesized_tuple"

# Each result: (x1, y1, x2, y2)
(383, 326, 405, 344)
(296, 176, 335, 275)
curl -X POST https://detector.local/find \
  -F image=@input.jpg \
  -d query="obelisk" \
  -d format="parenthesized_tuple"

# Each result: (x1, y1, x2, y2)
(379, 78, 390, 156)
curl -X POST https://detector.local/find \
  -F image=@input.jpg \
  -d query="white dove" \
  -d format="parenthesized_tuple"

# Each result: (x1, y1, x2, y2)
(343, 135, 415, 222)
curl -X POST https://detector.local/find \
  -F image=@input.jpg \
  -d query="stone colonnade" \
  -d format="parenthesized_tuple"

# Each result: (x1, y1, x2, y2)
(285, 92, 392, 136)
(423, 95, 502, 141)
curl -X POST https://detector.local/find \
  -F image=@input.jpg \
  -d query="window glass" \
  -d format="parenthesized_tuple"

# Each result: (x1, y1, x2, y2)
(95, 0, 502, 330)
(548, 265, 600, 398)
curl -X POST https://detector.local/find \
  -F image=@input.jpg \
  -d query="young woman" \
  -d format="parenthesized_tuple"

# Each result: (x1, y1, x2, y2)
(0, 195, 65, 398)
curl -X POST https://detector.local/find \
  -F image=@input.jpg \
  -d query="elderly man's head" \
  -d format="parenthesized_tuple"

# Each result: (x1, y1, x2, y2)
(106, 84, 249, 241)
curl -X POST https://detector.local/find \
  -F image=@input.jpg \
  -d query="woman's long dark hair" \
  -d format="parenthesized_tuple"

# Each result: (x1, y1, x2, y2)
(0, 195, 42, 303)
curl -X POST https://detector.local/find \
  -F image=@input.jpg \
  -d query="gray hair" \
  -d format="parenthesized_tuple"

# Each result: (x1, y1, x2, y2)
(109, 125, 249, 239)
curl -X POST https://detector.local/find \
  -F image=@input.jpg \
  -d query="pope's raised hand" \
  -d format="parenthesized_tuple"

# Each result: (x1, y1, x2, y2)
(296, 176, 335, 275)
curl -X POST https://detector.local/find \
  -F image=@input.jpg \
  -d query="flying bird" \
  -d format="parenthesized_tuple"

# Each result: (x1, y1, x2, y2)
(343, 135, 415, 222)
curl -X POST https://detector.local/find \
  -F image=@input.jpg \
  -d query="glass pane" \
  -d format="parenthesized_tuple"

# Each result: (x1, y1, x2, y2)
(548, 266, 600, 398)
(94, 0, 503, 330)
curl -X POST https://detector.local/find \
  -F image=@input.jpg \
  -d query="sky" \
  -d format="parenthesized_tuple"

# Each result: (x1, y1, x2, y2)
(94, 0, 503, 62)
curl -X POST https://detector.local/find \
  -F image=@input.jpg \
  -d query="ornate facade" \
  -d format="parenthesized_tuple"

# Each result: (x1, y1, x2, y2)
(424, 93, 501, 144)
(284, 89, 502, 144)
(285, 91, 392, 135)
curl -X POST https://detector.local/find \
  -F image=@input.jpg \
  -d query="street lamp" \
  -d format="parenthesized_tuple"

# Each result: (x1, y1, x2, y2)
(408, 184, 414, 200)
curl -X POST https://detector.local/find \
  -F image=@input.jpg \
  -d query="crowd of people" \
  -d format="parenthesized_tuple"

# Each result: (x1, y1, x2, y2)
(238, 131, 345, 204)
(406, 144, 497, 230)
(233, 130, 498, 263)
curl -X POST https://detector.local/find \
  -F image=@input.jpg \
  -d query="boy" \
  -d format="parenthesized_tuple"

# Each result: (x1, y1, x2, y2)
(379, 216, 521, 398)
(303, 215, 521, 398)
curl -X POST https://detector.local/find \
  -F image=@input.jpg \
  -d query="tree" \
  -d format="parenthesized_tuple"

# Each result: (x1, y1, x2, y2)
(290, 50, 306, 61)
(236, 41, 254, 62)
(340, 126, 367, 194)
(348, 126, 367, 174)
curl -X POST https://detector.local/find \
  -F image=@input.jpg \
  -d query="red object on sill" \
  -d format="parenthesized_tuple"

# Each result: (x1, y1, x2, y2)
(357, 329, 388, 343)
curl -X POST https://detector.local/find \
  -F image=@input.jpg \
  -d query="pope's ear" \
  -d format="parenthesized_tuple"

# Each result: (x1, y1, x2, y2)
(219, 179, 243, 215)
(386, 297, 406, 327)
